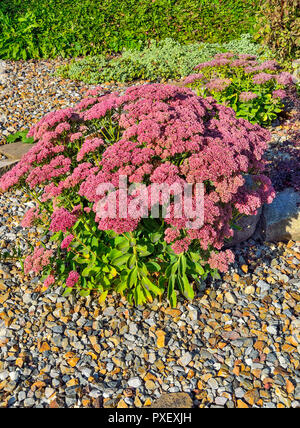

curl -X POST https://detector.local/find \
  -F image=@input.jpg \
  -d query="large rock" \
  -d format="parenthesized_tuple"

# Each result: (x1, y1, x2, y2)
(150, 393, 193, 408)
(262, 188, 300, 242)
(0, 142, 34, 161)
(292, 59, 300, 83)
(225, 208, 262, 247)
(225, 174, 263, 247)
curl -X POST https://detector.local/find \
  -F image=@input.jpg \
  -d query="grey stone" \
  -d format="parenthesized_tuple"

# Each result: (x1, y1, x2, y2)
(294, 386, 300, 401)
(0, 370, 9, 381)
(128, 377, 142, 388)
(226, 208, 262, 247)
(18, 391, 26, 402)
(256, 279, 270, 293)
(0, 142, 35, 161)
(103, 307, 116, 317)
(215, 396, 228, 406)
(262, 188, 300, 242)
(235, 387, 245, 398)
(22, 294, 32, 304)
(178, 352, 192, 367)
(23, 398, 35, 408)
(207, 378, 219, 389)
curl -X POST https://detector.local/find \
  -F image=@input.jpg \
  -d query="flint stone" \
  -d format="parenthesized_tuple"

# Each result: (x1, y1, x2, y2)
(150, 392, 193, 408)
(0, 142, 34, 161)
(225, 175, 263, 247)
(292, 59, 300, 83)
(225, 208, 262, 247)
(262, 188, 300, 242)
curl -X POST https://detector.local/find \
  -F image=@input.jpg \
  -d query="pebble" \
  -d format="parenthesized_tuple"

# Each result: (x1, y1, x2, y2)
(128, 377, 142, 389)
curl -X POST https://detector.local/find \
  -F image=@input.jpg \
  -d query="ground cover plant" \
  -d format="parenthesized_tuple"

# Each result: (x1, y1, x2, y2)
(57, 35, 270, 84)
(0, 0, 260, 60)
(0, 84, 275, 307)
(183, 53, 295, 126)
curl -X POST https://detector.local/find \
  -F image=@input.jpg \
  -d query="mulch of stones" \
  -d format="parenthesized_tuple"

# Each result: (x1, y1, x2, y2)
(0, 59, 299, 408)
(0, 59, 130, 146)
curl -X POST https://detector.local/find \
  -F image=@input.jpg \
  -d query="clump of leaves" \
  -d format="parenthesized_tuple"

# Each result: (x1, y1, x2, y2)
(254, 0, 300, 67)
(6, 129, 34, 144)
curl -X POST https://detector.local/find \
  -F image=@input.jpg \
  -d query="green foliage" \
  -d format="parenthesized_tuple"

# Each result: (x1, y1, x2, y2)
(40, 215, 215, 307)
(254, 0, 300, 66)
(6, 129, 34, 144)
(0, 0, 260, 60)
(57, 35, 269, 84)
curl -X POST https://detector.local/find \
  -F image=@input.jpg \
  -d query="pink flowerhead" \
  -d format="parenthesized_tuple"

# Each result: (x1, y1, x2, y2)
(239, 92, 258, 102)
(272, 89, 287, 99)
(44, 274, 55, 289)
(61, 234, 74, 250)
(50, 208, 77, 233)
(206, 78, 231, 92)
(252, 73, 275, 84)
(66, 271, 80, 288)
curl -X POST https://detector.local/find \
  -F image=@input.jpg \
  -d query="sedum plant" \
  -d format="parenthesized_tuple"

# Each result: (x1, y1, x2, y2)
(183, 53, 294, 125)
(0, 84, 275, 306)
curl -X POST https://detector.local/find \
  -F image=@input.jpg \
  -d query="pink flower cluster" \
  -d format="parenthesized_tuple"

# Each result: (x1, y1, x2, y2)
(61, 234, 74, 250)
(49, 208, 78, 233)
(24, 247, 53, 275)
(239, 92, 258, 102)
(206, 78, 231, 92)
(0, 83, 276, 273)
(44, 274, 55, 288)
(21, 205, 40, 228)
(66, 271, 80, 288)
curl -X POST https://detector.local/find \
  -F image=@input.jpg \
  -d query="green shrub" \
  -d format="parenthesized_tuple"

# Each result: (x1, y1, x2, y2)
(254, 0, 300, 67)
(0, 0, 260, 60)
(57, 35, 270, 84)
(183, 53, 294, 125)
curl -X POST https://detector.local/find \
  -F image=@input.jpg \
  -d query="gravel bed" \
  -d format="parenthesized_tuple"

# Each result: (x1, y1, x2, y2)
(0, 59, 299, 408)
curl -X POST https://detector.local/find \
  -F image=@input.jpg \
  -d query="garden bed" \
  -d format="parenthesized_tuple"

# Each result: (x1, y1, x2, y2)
(0, 54, 299, 408)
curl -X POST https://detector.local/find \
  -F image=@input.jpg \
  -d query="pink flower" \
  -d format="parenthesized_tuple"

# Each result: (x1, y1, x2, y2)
(50, 208, 77, 233)
(206, 78, 231, 92)
(272, 89, 287, 99)
(66, 271, 80, 288)
(44, 274, 55, 288)
(77, 138, 104, 161)
(207, 250, 235, 272)
(275, 72, 294, 85)
(239, 92, 258, 102)
(0, 82, 274, 276)
(252, 73, 275, 84)
(183, 74, 204, 85)
(61, 234, 74, 250)
(70, 132, 83, 142)
(21, 206, 40, 228)
(24, 247, 53, 275)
